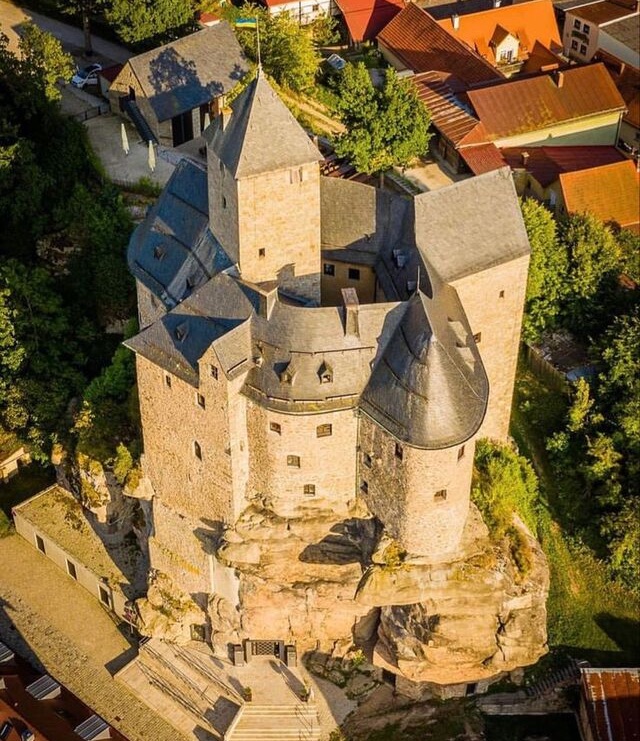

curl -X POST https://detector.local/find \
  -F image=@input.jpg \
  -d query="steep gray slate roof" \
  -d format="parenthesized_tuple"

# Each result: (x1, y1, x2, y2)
(127, 23, 248, 122)
(128, 160, 233, 309)
(360, 287, 488, 449)
(205, 72, 322, 178)
(413, 167, 530, 283)
(124, 273, 259, 386)
(243, 301, 405, 413)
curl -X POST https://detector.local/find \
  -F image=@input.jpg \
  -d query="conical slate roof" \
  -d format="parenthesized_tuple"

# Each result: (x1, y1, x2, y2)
(205, 72, 322, 179)
(360, 289, 488, 449)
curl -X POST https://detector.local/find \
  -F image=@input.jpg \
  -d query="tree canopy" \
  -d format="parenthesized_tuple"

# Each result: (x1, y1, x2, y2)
(18, 23, 74, 101)
(105, 0, 195, 46)
(334, 64, 431, 174)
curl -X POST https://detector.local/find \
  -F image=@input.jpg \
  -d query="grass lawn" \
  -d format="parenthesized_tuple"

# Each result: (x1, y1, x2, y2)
(512, 361, 640, 667)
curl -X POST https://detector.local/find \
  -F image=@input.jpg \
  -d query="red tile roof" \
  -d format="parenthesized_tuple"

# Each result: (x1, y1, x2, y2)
(436, 0, 562, 66)
(412, 71, 487, 145)
(570, 0, 637, 25)
(467, 63, 626, 141)
(501, 144, 626, 185)
(559, 159, 640, 231)
(98, 64, 123, 83)
(581, 668, 640, 741)
(336, 0, 406, 42)
(459, 142, 508, 173)
(598, 50, 640, 129)
(377, 3, 502, 87)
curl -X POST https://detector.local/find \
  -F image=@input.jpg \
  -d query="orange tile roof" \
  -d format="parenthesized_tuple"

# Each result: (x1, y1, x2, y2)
(459, 143, 508, 173)
(501, 144, 626, 185)
(559, 159, 640, 230)
(467, 63, 626, 141)
(336, 0, 406, 42)
(377, 3, 502, 87)
(581, 668, 640, 741)
(437, 0, 562, 66)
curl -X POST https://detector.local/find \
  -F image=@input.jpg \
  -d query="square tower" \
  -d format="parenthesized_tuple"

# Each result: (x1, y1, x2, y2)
(205, 73, 324, 303)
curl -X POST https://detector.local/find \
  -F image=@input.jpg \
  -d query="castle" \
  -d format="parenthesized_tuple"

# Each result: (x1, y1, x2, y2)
(124, 71, 546, 690)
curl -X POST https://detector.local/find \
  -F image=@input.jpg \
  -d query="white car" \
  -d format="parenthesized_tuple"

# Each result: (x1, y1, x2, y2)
(71, 63, 102, 88)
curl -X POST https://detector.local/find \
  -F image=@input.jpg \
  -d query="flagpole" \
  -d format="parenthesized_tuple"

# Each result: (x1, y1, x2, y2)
(256, 19, 261, 73)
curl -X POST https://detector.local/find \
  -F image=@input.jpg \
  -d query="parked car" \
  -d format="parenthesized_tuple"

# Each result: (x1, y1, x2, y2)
(326, 54, 346, 71)
(71, 63, 102, 88)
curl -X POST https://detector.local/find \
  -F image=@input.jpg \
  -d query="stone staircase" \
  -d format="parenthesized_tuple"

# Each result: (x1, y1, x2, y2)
(227, 703, 321, 741)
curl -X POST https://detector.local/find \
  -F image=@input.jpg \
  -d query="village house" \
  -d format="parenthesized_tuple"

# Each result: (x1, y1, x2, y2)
(334, 0, 406, 44)
(109, 22, 247, 147)
(256, 0, 335, 24)
(597, 50, 640, 150)
(557, 158, 640, 231)
(561, 0, 639, 64)
(500, 144, 626, 204)
(0, 431, 30, 484)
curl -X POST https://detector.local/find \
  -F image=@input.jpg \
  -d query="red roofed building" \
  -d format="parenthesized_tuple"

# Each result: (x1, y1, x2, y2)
(335, 0, 406, 43)
(558, 159, 640, 232)
(436, 0, 564, 76)
(578, 667, 640, 741)
(597, 50, 640, 152)
(256, 0, 334, 24)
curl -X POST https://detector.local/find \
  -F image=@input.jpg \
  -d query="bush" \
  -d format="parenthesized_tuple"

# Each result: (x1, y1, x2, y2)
(0, 509, 12, 537)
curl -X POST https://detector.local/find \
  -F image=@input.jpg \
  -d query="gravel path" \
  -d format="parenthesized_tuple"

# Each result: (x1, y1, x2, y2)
(0, 534, 187, 741)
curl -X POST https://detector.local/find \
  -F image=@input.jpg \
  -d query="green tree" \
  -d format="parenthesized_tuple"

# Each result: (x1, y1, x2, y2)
(106, 0, 195, 46)
(18, 23, 74, 101)
(334, 64, 431, 175)
(228, 5, 320, 92)
(520, 198, 569, 341)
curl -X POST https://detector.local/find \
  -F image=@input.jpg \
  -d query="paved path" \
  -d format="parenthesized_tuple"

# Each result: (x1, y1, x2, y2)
(0, 533, 187, 741)
(0, 0, 130, 63)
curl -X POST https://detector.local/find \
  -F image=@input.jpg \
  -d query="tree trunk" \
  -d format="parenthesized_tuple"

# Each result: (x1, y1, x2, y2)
(83, 2, 93, 57)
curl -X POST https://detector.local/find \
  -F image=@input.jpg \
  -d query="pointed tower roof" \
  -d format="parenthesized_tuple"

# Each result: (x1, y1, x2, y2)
(360, 288, 488, 449)
(205, 72, 322, 179)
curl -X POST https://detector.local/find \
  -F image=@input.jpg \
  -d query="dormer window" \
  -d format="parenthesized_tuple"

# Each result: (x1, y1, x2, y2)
(154, 245, 165, 261)
(186, 274, 196, 290)
(279, 362, 297, 384)
(318, 361, 333, 384)
(175, 322, 189, 342)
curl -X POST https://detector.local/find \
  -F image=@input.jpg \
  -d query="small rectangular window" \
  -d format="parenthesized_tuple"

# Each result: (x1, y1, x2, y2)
(435, 489, 447, 501)
(580, 44, 587, 54)
(222, 196, 227, 209)
(36, 535, 46, 554)
(99, 586, 111, 607)
(583, 22, 590, 33)
(194, 440, 202, 460)
(458, 445, 465, 461)
(360, 480, 368, 494)
(363, 452, 372, 468)
(316, 423, 332, 437)
(299, 167, 305, 182)
(395, 442, 403, 461)
(499, 290, 505, 298)
(323, 263, 335, 276)
(303, 484, 316, 497)
(571, 39, 578, 50)
(473, 332, 481, 344)
(211, 365, 219, 380)
(196, 393, 205, 409)
(270, 422, 282, 434)
(348, 268, 361, 281)
(165, 374, 172, 388)
(67, 560, 77, 580)
(287, 455, 301, 467)
(258, 248, 266, 258)
(573, 18, 580, 29)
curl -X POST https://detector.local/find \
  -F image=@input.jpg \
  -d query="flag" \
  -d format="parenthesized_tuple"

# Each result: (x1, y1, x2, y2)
(121, 122, 129, 155)
(235, 17, 257, 28)
(148, 140, 156, 172)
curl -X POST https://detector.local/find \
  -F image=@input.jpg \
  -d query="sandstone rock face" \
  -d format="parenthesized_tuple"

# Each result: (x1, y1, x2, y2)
(215, 501, 548, 687)
(135, 572, 205, 644)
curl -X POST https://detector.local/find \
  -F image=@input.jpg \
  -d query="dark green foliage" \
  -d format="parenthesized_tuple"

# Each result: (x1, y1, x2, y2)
(105, 0, 195, 47)
(334, 64, 431, 174)
(225, 5, 320, 92)
(0, 509, 11, 537)
(18, 23, 75, 101)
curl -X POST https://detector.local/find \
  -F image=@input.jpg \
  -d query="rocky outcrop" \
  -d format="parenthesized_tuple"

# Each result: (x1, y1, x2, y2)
(135, 572, 204, 644)
(216, 501, 548, 688)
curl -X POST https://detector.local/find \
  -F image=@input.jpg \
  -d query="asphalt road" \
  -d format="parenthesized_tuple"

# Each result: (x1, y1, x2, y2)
(0, 0, 130, 64)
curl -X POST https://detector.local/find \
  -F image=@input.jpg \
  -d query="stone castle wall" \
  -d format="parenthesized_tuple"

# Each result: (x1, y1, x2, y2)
(358, 415, 475, 559)
(245, 402, 359, 518)
(451, 254, 529, 442)
(207, 149, 321, 302)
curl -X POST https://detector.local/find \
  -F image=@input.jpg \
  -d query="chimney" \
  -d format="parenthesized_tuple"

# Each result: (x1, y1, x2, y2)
(257, 283, 278, 320)
(554, 70, 564, 88)
(452, 13, 460, 29)
(521, 151, 530, 166)
(341, 287, 360, 338)
(220, 106, 232, 131)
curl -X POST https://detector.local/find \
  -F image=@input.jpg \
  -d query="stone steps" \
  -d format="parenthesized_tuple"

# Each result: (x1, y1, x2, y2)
(229, 702, 321, 741)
